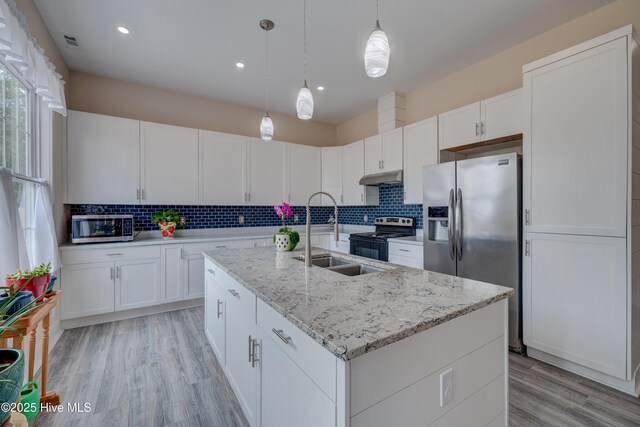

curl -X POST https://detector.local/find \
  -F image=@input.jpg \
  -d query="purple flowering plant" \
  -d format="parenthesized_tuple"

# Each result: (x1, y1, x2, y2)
(273, 202, 300, 247)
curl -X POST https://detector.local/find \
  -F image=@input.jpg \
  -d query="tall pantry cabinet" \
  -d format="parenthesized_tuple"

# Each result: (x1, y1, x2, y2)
(522, 26, 640, 395)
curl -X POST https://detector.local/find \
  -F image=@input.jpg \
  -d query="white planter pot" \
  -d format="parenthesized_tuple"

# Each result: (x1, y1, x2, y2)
(274, 233, 291, 252)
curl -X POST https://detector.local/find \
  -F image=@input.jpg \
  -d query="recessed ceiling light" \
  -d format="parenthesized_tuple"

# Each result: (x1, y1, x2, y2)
(235, 62, 245, 69)
(317, 86, 325, 91)
(117, 26, 130, 34)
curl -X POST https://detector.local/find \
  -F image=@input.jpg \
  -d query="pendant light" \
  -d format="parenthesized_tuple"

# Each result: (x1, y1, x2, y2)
(260, 19, 275, 140)
(296, 0, 314, 120)
(364, 0, 390, 78)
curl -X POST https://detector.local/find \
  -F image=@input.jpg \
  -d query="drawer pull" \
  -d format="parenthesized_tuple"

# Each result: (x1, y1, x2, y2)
(107, 253, 123, 256)
(228, 289, 239, 297)
(216, 245, 227, 248)
(398, 249, 410, 252)
(272, 328, 292, 344)
(207, 268, 216, 275)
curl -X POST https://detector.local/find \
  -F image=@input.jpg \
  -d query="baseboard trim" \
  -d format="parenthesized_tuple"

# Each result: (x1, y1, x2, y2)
(61, 298, 204, 330)
(527, 347, 640, 396)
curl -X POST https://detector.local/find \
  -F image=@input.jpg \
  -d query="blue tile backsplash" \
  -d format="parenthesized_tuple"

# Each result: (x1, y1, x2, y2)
(70, 184, 423, 231)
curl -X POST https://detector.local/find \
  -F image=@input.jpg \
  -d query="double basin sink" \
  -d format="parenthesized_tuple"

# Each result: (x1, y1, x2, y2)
(294, 254, 386, 276)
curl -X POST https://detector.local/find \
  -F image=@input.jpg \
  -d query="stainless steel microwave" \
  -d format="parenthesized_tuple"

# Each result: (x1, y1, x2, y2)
(71, 215, 134, 244)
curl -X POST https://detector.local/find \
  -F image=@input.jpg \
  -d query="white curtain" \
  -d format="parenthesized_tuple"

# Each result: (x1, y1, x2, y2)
(30, 184, 60, 272)
(0, 0, 66, 116)
(0, 168, 29, 277)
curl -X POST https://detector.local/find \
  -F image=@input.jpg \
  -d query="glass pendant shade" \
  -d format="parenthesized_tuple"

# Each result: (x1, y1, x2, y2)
(260, 113, 274, 140)
(364, 20, 389, 78)
(296, 81, 314, 120)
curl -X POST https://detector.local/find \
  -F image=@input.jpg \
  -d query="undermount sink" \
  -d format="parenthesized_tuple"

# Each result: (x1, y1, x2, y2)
(294, 254, 385, 276)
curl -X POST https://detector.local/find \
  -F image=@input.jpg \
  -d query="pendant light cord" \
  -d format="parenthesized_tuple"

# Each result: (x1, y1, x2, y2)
(376, 0, 379, 20)
(303, 0, 307, 83)
(265, 26, 269, 112)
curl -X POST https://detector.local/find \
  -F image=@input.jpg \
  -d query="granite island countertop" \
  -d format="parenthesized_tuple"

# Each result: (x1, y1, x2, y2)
(204, 246, 513, 361)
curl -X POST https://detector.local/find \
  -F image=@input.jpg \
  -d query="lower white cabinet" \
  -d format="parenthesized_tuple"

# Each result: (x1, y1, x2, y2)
(330, 234, 350, 253)
(183, 255, 205, 299)
(115, 258, 161, 311)
(60, 262, 115, 320)
(205, 270, 226, 364)
(161, 245, 184, 303)
(523, 232, 627, 378)
(388, 241, 423, 269)
(258, 327, 335, 427)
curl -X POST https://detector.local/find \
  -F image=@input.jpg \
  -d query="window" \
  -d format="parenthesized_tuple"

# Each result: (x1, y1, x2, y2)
(0, 60, 36, 240)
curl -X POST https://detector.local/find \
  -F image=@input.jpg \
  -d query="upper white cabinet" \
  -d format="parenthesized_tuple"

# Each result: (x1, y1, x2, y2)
(200, 130, 246, 205)
(286, 143, 321, 206)
(403, 117, 438, 204)
(343, 140, 378, 206)
(247, 138, 285, 205)
(523, 38, 627, 237)
(140, 122, 199, 204)
(364, 129, 403, 174)
(439, 88, 523, 150)
(66, 111, 140, 204)
(321, 147, 343, 206)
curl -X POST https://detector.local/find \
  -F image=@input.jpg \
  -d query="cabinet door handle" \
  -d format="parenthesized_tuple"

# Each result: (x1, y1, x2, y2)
(141, 189, 145, 201)
(399, 248, 410, 252)
(481, 121, 485, 135)
(207, 268, 215, 275)
(252, 338, 260, 368)
(340, 195, 344, 204)
(525, 209, 531, 226)
(217, 299, 223, 318)
(381, 159, 384, 170)
(272, 328, 292, 344)
(107, 253, 123, 257)
(475, 123, 479, 136)
(136, 189, 140, 201)
(110, 267, 114, 280)
(361, 193, 364, 202)
(228, 289, 239, 297)
(525, 240, 531, 257)
(215, 245, 227, 249)
(248, 335, 253, 363)
(116, 266, 120, 279)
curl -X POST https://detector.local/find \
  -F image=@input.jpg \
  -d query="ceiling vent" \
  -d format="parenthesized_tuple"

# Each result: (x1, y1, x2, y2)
(63, 34, 80, 49)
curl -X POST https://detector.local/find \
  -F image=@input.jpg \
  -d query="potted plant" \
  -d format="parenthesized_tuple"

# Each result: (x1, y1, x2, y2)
(273, 202, 300, 252)
(5, 262, 51, 301)
(151, 209, 186, 238)
(0, 280, 45, 425)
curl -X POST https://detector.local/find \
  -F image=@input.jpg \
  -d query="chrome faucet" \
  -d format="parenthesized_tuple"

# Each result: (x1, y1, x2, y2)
(305, 192, 339, 267)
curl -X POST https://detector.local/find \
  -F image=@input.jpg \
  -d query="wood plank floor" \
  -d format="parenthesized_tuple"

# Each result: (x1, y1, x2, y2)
(36, 307, 640, 426)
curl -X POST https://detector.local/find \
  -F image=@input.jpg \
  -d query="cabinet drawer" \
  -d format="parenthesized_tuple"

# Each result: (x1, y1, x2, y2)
(184, 239, 257, 256)
(61, 245, 161, 265)
(257, 299, 336, 401)
(388, 242, 422, 259)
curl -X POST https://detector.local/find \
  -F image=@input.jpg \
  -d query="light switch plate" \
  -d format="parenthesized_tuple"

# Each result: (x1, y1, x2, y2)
(440, 368, 453, 407)
(294, 215, 299, 223)
(364, 215, 368, 223)
(238, 215, 245, 225)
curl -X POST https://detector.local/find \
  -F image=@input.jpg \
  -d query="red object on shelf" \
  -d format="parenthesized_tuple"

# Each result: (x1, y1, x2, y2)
(6, 274, 50, 300)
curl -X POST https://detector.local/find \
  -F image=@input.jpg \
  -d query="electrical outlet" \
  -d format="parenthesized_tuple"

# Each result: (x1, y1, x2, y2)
(440, 368, 453, 407)
(294, 214, 299, 223)
(364, 215, 368, 223)
(238, 215, 245, 225)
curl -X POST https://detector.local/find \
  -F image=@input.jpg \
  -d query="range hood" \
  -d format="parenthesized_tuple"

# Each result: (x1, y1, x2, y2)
(359, 170, 403, 186)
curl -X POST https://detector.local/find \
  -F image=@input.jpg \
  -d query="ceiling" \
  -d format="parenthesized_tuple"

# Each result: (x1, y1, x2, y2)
(34, 0, 612, 124)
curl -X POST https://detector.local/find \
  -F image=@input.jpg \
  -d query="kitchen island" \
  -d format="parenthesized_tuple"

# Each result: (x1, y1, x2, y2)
(203, 247, 513, 427)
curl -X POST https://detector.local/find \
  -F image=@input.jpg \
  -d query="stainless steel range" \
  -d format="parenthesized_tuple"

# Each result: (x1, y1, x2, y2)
(349, 216, 416, 261)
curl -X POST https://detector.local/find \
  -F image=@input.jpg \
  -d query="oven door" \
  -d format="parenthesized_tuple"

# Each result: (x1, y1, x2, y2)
(349, 237, 388, 261)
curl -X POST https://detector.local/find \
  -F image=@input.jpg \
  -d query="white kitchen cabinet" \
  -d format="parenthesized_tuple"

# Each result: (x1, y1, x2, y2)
(439, 88, 523, 150)
(247, 138, 285, 205)
(60, 262, 115, 320)
(286, 143, 321, 206)
(321, 147, 343, 206)
(330, 234, 350, 254)
(365, 129, 403, 174)
(403, 117, 438, 204)
(200, 130, 247, 205)
(258, 328, 336, 427)
(161, 245, 184, 303)
(140, 122, 199, 204)
(115, 258, 161, 311)
(205, 263, 226, 364)
(66, 111, 140, 204)
(524, 38, 627, 237)
(343, 140, 378, 206)
(364, 134, 383, 175)
(388, 241, 423, 269)
(523, 233, 627, 378)
(183, 256, 205, 299)
(481, 89, 523, 141)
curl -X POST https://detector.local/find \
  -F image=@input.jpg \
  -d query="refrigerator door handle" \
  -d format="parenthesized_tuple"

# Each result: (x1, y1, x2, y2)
(456, 188, 463, 261)
(448, 189, 455, 260)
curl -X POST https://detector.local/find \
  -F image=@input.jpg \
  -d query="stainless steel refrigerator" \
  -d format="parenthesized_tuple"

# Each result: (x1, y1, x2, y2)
(423, 152, 522, 351)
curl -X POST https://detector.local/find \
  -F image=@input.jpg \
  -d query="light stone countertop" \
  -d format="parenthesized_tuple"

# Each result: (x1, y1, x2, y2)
(59, 224, 372, 250)
(204, 246, 513, 361)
